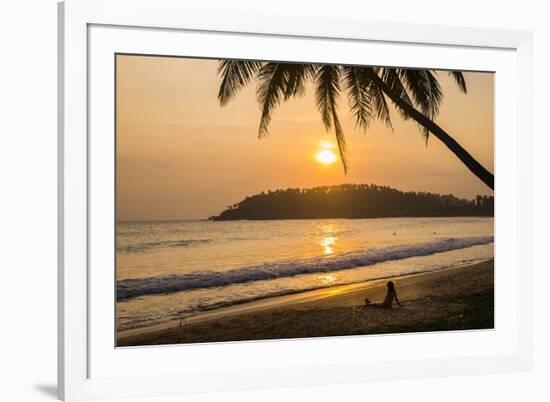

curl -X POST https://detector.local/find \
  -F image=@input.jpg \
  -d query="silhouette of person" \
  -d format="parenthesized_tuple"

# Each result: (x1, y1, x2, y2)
(365, 281, 401, 308)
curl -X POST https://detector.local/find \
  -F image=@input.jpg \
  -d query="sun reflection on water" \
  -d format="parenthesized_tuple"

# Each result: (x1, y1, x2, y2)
(320, 236, 336, 254)
(319, 273, 337, 284)
(318, 223, 340, 255)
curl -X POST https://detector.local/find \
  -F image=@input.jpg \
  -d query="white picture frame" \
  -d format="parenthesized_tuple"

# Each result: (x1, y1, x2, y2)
(58, 0, 533, 400)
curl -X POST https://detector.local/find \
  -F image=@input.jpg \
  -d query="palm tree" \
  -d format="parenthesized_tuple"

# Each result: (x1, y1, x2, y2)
(217, 61, 494, 190)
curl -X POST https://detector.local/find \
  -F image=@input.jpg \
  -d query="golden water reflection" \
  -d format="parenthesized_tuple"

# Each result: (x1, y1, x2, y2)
(319, 273, 337, 284)
(320, 236, 336, 254)
(318, 222, 340, 255)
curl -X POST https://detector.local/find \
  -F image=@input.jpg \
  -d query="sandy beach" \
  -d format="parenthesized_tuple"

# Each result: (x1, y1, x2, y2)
(117, 259, 493, 346)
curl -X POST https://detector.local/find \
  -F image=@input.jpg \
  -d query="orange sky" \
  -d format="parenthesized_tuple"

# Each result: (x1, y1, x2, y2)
(116, 55, 494, 221)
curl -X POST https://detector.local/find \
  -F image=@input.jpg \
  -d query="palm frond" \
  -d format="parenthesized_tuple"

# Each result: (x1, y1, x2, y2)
(332, 105, 349, 173)
(397, 68, 442, 117)
(393, 68, 443, 142)
(449, 71, 468, 93)
(283, 64, 313, 100)
(424, 70, 443, 115)
(342, 66, 375, 132)
(314, 64, 348, 172)
(255, 63, 311, 137)
(256, 63, 288, 138)
(315, 65, 340, 129)
(421, 70, 443, 142)
(373, 85, 394, 130)
(218, 60, 263, 106)
(356, 67, 394, 130)
(216, 59, 472, 177)
(381, 68, 416, 121)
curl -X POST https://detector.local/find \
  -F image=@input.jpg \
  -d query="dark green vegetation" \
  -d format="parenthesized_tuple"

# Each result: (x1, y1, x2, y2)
(209, 184, 494, 220)
(218, 61, 494, 189)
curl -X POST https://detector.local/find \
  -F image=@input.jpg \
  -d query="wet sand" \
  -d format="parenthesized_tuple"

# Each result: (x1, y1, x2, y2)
(117, 259, 494, 346)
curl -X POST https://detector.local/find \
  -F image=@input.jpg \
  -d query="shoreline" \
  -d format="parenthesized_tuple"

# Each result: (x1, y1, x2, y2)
(117, 259, 494, 346)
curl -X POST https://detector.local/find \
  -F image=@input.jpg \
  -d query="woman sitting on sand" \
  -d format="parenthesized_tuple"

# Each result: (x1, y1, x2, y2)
(365, 281, 401, 308)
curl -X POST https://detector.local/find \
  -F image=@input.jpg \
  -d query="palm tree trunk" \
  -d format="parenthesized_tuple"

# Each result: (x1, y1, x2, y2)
(367, 71, 494, 190)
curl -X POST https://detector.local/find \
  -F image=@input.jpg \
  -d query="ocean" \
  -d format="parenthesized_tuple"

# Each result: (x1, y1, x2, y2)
(116, 217, 493, 331)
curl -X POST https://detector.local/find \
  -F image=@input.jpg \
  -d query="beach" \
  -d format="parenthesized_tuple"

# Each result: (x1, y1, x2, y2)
(118, 259, 493, 346)
(116, 218, 494, 332)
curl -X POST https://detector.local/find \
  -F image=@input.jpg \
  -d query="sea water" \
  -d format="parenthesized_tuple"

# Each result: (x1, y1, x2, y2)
(116, 217, 493, 331)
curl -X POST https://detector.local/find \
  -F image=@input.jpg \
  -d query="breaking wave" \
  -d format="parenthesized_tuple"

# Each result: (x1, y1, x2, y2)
(117, 239, 211, 253)
(117, 236, 493, 300)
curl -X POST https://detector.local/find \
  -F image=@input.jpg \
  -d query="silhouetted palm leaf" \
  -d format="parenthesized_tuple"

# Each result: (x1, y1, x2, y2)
(381, 68, 415, 116)
(214, 60, 495, 190)
(217, 60, 467, 170)
(342, 66, 374, 131)
(449, 71, 468, 94)
(283, 63, 315, 100)
(314, 65, 348, 172)
(368, 72, 394, 130)
(218, 60, 262, 105)
(254, 63, 316, 137)
(256, 63, 288, 138)
(395, 68, 442, 142)
(398, 69, 442, 116)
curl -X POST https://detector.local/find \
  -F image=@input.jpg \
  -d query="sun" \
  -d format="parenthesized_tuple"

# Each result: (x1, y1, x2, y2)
(316, 149, 337, 164)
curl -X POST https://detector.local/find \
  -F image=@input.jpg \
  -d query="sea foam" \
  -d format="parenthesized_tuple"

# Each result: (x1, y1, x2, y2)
(117, 236, 493, 300)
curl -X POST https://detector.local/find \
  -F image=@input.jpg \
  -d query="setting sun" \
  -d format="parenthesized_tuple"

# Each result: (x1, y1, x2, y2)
(316, 149, 337, 164)
(115, 55, 495, 348)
